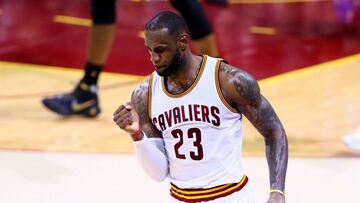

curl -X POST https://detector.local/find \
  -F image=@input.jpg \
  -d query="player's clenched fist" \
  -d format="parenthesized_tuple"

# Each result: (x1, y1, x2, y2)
(113, 102, 142, 140)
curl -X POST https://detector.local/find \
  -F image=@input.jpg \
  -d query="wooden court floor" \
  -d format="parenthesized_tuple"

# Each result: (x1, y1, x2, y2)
(0, 54, 360, 157)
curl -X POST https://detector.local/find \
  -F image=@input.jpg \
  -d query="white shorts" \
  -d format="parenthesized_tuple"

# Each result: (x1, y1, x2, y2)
(168, 178, 255, 203)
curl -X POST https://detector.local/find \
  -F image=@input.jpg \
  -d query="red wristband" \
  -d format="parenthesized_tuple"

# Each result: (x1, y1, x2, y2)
(130, 129, 143, 141)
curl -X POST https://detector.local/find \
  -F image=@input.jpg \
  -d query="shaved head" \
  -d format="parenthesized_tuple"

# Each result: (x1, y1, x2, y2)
(145, 10, 189, 38)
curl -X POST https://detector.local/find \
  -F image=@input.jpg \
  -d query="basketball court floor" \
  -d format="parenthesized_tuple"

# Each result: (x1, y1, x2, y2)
(1, 0, 360, 202)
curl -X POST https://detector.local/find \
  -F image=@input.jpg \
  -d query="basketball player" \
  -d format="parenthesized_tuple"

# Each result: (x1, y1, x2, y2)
(42, 0, 220, 117)
(113, 11, 288, 203)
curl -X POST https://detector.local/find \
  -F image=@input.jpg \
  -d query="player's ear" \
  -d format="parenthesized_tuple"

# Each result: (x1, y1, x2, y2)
(178, 33, 189, 51)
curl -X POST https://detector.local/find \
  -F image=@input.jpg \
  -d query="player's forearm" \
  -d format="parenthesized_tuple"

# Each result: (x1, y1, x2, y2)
(265, 127, 288, 192)
(133, 132, 169, 181)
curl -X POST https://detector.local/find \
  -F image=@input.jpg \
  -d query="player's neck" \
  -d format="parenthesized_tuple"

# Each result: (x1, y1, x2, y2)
(167, 54, 201, 87)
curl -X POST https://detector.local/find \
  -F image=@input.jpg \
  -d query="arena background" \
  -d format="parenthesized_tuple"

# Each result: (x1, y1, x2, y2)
(0, 0, 360, 202)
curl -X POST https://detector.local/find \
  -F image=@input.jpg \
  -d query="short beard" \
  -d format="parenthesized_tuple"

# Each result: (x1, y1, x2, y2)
(157, 49, 185, 77)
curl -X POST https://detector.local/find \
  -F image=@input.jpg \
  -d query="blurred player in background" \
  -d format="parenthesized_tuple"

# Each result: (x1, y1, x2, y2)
(42, 0, 221, 117)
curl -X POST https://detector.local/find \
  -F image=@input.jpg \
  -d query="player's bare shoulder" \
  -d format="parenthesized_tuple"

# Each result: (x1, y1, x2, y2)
(218, 62, 261, 107)
(132, 76, 162, 138)
(131, 78, 150, 118)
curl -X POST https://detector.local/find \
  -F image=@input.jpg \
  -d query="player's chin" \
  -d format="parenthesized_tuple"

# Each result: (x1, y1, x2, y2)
(155, 66, 168, 76)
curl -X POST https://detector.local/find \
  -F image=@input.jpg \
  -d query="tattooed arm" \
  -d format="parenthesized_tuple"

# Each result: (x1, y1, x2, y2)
(113, 79, 168, 181)
(113, 79, 162, 140)
(131, 79, 163, 139)
(219, 63, 288, 203)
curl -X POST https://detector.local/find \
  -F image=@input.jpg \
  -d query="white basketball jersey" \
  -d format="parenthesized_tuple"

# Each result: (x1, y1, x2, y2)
(149, 55, 244, 188)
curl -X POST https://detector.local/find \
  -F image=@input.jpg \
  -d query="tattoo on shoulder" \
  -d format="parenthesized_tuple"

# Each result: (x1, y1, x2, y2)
(132, 79, 162, 137)
(220, 64, 261, 104)
(132, 79, 149, 119)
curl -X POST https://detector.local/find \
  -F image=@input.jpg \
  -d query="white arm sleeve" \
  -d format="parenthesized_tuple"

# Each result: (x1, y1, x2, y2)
(133, 132, 169, 182)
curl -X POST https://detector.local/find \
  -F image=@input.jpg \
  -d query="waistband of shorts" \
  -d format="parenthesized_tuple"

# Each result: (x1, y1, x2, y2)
(170, 175, 248, 203)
